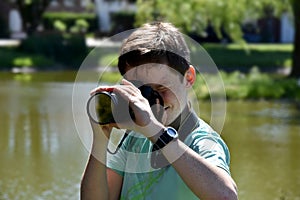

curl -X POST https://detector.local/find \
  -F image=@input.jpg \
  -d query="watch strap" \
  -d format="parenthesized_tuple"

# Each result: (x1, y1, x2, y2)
(152, 127, 177, 151)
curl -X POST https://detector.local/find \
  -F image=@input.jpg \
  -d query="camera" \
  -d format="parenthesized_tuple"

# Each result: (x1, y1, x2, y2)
(87, 81, 164, 125)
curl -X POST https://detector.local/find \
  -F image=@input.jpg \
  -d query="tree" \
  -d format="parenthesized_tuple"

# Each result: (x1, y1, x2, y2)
(289, 0, 300, 77)
(135, 0, 300, 77)
(11, 0, 51, 35)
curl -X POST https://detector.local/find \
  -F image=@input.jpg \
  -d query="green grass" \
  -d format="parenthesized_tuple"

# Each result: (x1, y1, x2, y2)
(202, 43, 293, 69)
(94, 43, 293, 71)
(0, 43, 293, 72)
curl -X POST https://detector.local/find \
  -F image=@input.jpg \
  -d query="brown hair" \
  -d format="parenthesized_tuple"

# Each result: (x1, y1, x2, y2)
(118, 22, 190, 75)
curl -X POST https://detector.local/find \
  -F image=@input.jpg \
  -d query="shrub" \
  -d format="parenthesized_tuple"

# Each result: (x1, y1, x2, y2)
(70, 19, 89, 34)
(221, 68, 300, 100)
(192, 68, 300, 100)
(12, 56, 55, 68)
(0, 48, 55, 69)
(19, 32, 88, 68)
(54, 20, 67, 32)
(42, 12, 98, 33)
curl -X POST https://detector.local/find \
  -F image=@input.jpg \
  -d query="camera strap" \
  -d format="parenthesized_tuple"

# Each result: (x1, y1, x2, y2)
(151, 109, 200, 169)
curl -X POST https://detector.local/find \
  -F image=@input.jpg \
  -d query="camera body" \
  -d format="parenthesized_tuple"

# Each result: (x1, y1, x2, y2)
(87, 82, 164, 125)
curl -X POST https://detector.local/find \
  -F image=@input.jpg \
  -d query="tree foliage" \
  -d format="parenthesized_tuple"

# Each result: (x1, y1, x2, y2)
(289, 0, 300, 77)
(14, 0, 51, 35)
(136, 0, 290, 42)
(135, 0, 300, 77)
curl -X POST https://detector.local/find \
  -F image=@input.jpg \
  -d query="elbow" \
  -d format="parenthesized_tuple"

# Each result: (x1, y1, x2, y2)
(198, 182, 238, 200)
(209, 181, 238, 200)
(222, 182, 238, 200)
(224, 190, 238, 200)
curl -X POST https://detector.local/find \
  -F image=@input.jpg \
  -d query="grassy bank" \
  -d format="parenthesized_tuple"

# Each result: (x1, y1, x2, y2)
(85, 69, 300, 100)
(1, 42, 298, 100)
(98, 69, 300, 100)
(202, 43, 292, 70)
(0, 43, 293, 72)
(96, 43, 293, 72)
(3, 68, 299, 100)
(194, 67, 300, 100)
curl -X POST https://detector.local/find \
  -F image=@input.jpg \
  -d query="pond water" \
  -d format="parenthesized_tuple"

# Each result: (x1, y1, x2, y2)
(0, 72, 299, 200)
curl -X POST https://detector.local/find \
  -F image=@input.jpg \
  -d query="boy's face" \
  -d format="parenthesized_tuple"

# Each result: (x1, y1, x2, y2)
(123, 64, 189, 126)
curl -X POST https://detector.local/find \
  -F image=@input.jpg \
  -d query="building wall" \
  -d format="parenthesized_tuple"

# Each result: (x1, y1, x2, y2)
(280, 12, 295, 43)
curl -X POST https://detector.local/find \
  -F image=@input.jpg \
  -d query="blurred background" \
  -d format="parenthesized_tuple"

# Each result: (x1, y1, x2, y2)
(0, 0, 300, 199)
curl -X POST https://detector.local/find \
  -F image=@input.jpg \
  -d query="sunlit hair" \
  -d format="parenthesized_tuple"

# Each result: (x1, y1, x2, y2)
(118, 22, 190, 76)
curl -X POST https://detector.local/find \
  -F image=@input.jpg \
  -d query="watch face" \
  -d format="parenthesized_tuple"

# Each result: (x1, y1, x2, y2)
(167, 127, 178, 137)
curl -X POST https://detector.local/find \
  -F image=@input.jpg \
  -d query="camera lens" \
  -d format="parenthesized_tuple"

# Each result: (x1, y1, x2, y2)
(86, 82, 164, 125)
(87, 92, 115, 124)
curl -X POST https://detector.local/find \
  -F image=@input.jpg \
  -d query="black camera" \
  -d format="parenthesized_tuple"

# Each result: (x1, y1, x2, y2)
(87, 81, 164, 125)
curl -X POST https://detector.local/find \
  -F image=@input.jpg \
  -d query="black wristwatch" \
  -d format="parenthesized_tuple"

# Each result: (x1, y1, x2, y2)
(152, 127, 178, 151)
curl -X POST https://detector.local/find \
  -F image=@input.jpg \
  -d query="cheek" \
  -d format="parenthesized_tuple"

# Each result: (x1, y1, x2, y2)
(170, 88, 187, 108)
(161, 90, 179, 105)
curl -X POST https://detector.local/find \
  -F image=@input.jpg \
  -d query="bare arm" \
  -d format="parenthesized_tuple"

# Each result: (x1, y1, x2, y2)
(160, 138, 238, 200)
(80, 122, 123, 200)
(80, 153, 109, 200)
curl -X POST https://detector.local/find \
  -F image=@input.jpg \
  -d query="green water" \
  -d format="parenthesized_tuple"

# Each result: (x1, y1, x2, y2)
(0, 72, 300, 200)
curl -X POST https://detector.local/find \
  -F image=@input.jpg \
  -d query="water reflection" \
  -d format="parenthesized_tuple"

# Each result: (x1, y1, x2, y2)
(222, 101, 300, 200)
(0, 81, 87, 199)
(0, 74, 300, 200)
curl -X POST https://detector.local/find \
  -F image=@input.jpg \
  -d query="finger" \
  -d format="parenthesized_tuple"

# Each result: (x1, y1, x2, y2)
(120, 80, 137, 93)
(122, 85, 141, 96)
(121, 79, 143, 92)
(121, 79, 133, 86)
(90, 86, 114, 95)
(113, 87, 144, 107)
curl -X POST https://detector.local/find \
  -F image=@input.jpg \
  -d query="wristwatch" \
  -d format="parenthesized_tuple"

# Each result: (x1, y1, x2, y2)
(152, 127, 178, 151)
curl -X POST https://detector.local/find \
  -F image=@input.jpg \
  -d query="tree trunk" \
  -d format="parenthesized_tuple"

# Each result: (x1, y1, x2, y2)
(16, 0, 50, 35)
(289, 0, 300, 77)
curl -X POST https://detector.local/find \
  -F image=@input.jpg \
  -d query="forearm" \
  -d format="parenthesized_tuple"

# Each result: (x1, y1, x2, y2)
(81, 122, 110, 200)
(81, 154, 109, 200)
(161, 139, 238, 200)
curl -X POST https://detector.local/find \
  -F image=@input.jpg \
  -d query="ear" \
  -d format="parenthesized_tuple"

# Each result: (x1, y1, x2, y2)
(184, 65, 196, 87)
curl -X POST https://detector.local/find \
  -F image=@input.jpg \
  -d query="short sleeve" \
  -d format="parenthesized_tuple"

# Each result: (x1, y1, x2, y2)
(184, 117, 232, 175)
(189, 131, 231, 175)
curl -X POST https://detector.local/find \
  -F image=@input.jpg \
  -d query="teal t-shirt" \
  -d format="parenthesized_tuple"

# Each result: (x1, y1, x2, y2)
(107, 118, 231, 200)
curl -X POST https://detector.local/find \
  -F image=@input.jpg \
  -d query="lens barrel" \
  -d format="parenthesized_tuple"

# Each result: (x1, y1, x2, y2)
(87, 84, 164, 125)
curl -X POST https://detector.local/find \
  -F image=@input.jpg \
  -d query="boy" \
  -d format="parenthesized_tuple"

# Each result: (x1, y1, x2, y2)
(81, 22, 238, 200)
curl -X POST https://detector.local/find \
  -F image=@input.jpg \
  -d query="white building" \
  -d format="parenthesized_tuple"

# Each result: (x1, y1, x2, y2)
(280, 12, 295, 43)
